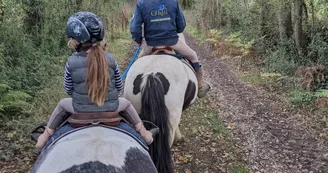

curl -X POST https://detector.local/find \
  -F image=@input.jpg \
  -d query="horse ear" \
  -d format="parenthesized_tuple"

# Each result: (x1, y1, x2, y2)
(133, 74, 143, 95)
(155, 72, 170, 95)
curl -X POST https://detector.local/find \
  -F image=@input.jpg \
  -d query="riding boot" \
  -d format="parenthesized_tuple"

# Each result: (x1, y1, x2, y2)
(135, 122, 153, 145)
(195, 66, 211, 98)
(36, 127, 55, 150)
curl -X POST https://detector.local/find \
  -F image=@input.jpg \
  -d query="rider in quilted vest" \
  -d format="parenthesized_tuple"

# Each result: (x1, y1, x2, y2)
(130, 0, 211, 98)
(36, 12, 153, 150)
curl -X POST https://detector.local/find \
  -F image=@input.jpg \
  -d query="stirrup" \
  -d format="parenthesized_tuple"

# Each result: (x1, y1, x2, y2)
(150, 128, 160, 138)
(142, 120, 160, 138)
(30, 122, 47, 142)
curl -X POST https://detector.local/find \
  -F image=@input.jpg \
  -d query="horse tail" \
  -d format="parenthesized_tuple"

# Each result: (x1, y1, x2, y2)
(140, 73, 173, 173)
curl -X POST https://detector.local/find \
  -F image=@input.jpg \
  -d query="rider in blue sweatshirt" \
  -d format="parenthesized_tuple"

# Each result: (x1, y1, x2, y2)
(130, 0, 210, 98)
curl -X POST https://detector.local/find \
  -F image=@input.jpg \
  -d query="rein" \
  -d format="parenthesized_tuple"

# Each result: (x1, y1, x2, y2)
(121, 45, 141, 80)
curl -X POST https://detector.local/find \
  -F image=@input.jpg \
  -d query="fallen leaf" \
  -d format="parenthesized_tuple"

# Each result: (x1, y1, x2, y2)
(183, 157, 189, 163)
(200, 147, 207, 152)
(227, 123, 234, 129)
(184, 168, 191, 173)
(319, 133, 328, 139)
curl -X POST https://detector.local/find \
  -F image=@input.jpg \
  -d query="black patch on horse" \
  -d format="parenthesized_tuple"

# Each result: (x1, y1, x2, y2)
(59, 148, 157, 173)
(133, 73, 170, 95)
(183, 80, 196, 111)
(155, 72, 169, 95)
(133, 74, 143, 95)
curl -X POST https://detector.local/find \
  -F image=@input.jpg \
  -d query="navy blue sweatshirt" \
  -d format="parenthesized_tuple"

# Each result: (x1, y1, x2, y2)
(130, 0, 186, 47)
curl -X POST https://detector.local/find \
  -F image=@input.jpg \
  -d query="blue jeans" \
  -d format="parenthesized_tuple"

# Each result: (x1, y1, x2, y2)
(42, 122, 146, 152)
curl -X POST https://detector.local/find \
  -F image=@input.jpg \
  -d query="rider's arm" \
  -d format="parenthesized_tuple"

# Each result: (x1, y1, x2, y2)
(64, 62, 73, 96)
(130, 4, 143, 44)
(176, 2, 186, 33)
(114, 62, 123, 91)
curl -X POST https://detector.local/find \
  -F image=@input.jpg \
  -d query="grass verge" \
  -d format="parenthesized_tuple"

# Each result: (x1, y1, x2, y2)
(174, 97, 249, 173)
(0, 30, 132, 173)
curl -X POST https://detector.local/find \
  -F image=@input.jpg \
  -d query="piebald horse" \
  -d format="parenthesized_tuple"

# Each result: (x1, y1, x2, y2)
(123, 33, 198, 173)
(31, 124, 157, 173)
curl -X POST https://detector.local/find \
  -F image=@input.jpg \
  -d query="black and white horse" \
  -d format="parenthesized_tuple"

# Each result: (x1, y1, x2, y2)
(31, 125, 157, 173)
(123, 33, 198, 173)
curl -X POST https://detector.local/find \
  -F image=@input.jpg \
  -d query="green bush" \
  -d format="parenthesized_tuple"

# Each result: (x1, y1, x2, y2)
(289, 89, 316, 109)
(0, 0, 132, 117)
(265, 41, 299, 75)
(308, 32, 328, 66)
(315, 89, 328, 98)
(0, 84, 31, 119)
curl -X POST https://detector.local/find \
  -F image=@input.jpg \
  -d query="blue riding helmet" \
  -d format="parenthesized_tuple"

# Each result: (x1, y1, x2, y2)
(66, 12, 104, 44)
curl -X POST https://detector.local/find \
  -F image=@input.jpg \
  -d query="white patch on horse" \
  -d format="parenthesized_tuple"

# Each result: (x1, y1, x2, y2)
(36, 127, 148, 173)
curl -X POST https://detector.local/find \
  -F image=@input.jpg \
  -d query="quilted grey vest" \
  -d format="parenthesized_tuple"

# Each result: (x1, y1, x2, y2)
(67, 51, 119, 113)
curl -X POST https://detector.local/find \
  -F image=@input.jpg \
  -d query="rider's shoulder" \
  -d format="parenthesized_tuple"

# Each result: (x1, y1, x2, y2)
(105, 52, 117, 64)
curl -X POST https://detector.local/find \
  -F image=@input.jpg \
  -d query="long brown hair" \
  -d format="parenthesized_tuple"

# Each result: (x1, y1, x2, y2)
(86, 42, 110, 106)
(68, 39, 110, 106)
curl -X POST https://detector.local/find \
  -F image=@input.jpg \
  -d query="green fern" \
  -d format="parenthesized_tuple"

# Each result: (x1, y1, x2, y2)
(315, 89, 328, 98)
(0, 90, 32, 118)
(0, 84, 11, 93)
(209, 29, 221, 35)
(1, 91, 32, 102)
(260, 73, 282, 78)
(205, 38, 218, 44)
(1, 101, 31, 111)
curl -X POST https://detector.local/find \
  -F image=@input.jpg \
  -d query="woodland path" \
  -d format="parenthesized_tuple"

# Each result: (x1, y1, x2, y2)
(141, 33, 328, 173)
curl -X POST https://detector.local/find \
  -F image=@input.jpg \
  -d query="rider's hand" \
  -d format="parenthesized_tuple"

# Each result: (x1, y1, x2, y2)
(136, 39, 143, 45)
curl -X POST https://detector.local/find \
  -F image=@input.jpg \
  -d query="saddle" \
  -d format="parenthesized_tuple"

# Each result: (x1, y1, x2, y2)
(68, 111, 122, 128)
(151, 46, 176, 55)
(150, 46, 196, 74)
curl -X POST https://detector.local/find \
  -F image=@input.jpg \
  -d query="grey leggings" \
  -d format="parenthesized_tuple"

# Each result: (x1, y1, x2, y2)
(47, 98, 141, 129)
(138, 39, 199, 63)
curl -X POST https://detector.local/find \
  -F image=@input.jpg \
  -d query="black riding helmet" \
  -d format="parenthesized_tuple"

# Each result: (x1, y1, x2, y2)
(66, 12, 104, 44)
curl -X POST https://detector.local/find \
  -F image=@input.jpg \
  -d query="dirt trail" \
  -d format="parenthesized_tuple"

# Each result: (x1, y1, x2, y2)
(179, 33, 328, 173)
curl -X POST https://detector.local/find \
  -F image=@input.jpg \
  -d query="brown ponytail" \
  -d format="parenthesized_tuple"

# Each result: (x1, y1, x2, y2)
(86, 42, 110, 106)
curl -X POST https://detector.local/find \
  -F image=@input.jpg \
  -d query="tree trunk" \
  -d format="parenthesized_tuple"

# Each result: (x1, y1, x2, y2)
(202, 0, 222, 29)
(260, 0, 269, 37)
(217, 0, 222, 29)
(180, 0, 194, 9)
(278, 2, 293, 42)
(310, 0, 315, 39)
(0, 1, 4, 22)
(294, 0, 303, 56)
(76, 0, 83, 11)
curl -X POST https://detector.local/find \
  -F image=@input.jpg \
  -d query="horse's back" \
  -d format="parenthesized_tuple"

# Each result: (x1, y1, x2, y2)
(130, 54, 194, 79)
(32, 126, 156, 173)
